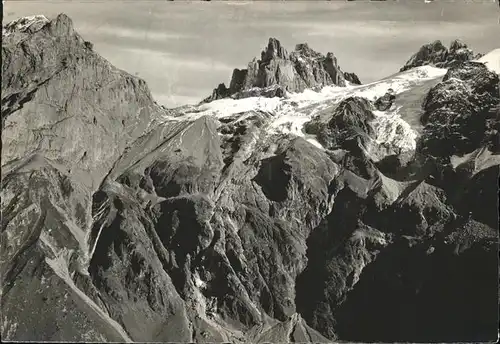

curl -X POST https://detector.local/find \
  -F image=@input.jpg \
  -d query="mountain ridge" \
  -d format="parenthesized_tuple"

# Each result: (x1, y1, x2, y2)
(400, 39, 483, 72)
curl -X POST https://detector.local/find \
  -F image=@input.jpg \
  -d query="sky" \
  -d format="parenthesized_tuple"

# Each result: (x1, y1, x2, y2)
(3, 0, 500, 107)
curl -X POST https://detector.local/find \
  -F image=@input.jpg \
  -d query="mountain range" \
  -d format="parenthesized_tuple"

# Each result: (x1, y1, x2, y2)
(1, 13, 499, 342)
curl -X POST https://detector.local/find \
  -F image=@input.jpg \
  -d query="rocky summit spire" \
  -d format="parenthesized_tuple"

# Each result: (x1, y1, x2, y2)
(204, 37, 361, 102)
(262, 37, 289, 61)
(400, 39, 483, 72)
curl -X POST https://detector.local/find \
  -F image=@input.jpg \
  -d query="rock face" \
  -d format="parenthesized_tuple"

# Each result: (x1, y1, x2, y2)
(374, 88, 396, 111)
(419, 61, 499, 157)
(1, 14, 163, 189)
(400, 39, 483, 72)
(304, 97, 376, 153)
(204, 38, 361, 102)
(343, 72, 362, 85)
(2, 14, 498, 343)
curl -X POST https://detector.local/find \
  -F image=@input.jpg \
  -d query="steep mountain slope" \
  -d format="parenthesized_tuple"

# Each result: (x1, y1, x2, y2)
(1, 14, 169, 342)
(1, 14, 499, 343)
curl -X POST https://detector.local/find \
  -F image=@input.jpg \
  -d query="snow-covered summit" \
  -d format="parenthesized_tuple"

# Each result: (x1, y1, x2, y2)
(3, 15, 50, 36)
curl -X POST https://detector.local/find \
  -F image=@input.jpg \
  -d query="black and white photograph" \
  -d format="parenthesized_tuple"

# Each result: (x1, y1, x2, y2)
(1, 0, 499, 342)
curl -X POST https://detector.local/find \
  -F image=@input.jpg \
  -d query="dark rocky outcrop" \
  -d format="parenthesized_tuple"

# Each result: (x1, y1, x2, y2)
(374, 88, 396, 111)
(2, 13, 498, 343)
(343, 72, 362, 85)
(418, 61, 499, 157)
(400, 39, 483, 72)
(204, 38, 360, 102)
(304, 97, 376, 151)
(1, 13, 170, 342)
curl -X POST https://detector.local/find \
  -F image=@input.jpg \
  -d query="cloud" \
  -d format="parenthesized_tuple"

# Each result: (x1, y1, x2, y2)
(255, 20, 491, 41)
(114, 47, 234, 73)
(225, 2, 252, 6)
(91, 25, 194, 42)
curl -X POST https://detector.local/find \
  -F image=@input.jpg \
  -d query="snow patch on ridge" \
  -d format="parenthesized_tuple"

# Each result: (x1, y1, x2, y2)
(268, 109, 325, 149)
(350, 65, 446, 101)
(371, 108, 418, 152)
(198, 97, 283, 118)
(193, 272, 207, 290)
(3, 15, 49, 36)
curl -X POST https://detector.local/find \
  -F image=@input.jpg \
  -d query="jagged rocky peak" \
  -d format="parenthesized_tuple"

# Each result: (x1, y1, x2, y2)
(205, 37, 361, 102)
(3, 13, 74, 38)
(400, 39, 483, 72)
(262, 36, 289, 60)
(2, 13, 89, 98)
(294, 42, 323, 59)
